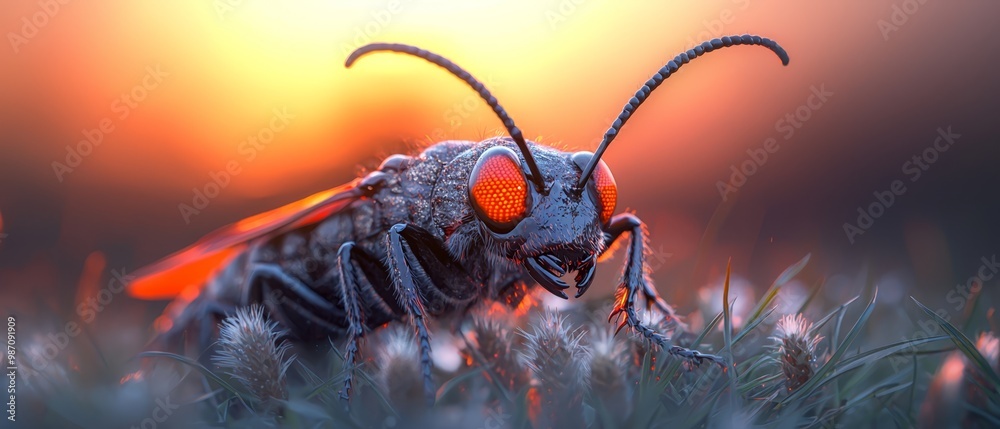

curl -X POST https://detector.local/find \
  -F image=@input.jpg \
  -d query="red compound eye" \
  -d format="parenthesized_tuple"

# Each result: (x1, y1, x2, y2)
(592, 160, 617, 224)
(469, 147, 530, 232)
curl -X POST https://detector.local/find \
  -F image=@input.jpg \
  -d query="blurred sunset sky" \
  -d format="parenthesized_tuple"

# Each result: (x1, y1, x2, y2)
(1, 1, 998, 313)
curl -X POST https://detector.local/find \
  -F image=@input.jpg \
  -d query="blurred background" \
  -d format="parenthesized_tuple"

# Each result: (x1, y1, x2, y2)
(0, 0, 997, 383)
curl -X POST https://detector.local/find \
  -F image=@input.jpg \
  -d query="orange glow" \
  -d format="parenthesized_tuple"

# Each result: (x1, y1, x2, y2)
(469, 150, 529, 227)
(128, 180, 362, 299)
(514, 293, 539, 318)
(526, 386, 542, 425)
(129, 247, 241, 299)
(154, 315, 173, 333)
(119, 370, 144, 385)
(940, 353, 965, 385)
(233, 181, 359, 233)
(6, 0, 962, 313)
(180, 284, 201, 302)
(74, 251, 107, 308)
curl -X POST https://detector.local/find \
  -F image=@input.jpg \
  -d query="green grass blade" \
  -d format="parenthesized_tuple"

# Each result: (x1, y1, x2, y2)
(657, 310, 725, 386)
(817, 335, 949, 386)
(138, 351, 252, 410)
(911, 297, 1000, 388)
(809, 295, 860, 336)
(722, 259, 738, 411)
(747, 254, 811, 325)
(733, 307, 777, 348)
(436, 369, 487, 402)
(304, 368, 349, 400)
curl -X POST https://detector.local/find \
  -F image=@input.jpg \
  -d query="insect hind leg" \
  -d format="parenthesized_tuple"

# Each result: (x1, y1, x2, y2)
(245, 263, 348, 339)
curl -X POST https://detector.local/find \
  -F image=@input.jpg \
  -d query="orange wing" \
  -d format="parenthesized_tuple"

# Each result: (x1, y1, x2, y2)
(128, 179, 364, 300)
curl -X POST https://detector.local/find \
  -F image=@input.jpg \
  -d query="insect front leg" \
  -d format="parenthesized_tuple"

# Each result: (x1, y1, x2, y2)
(384, 223, 477, 406)
(604, 213, 725, 367)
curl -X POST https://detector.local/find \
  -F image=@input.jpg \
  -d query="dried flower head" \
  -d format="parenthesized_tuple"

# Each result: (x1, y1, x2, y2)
(588, 327, 630, 424)
(213, 305, 294, 411)
(519, 310, 588, 428)
(375, 325, 425, 415)
(464, 305, 528, 393)
(773, 313, 822, 392)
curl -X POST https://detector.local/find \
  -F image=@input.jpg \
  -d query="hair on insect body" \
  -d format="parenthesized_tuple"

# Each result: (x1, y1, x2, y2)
(127, 34, 789, 406)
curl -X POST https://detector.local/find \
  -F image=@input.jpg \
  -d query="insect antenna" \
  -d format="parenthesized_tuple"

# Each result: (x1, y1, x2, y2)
(576, 34, 789, 190)
(346, 43, 547, 194)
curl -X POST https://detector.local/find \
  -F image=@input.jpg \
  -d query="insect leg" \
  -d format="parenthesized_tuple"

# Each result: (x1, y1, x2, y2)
(385, 223, 468, 406)
(336, 241, 394, 403)
(245, 263, 347, 337)
(602, 214, 681, 322)
(603, 213, 724, 367)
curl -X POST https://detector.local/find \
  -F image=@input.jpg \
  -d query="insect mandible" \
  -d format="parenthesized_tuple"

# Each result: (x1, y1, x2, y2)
(128, 34, 789, 405)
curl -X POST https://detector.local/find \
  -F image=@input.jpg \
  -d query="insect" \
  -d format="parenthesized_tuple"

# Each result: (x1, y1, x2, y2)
(128, 34, 788, 404)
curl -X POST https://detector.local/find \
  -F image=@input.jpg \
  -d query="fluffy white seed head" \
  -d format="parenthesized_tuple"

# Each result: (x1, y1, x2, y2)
(213, 305, 295, 411)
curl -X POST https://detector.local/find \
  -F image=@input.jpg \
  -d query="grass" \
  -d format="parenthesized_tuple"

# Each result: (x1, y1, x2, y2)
(16, 254, 1000, 428)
